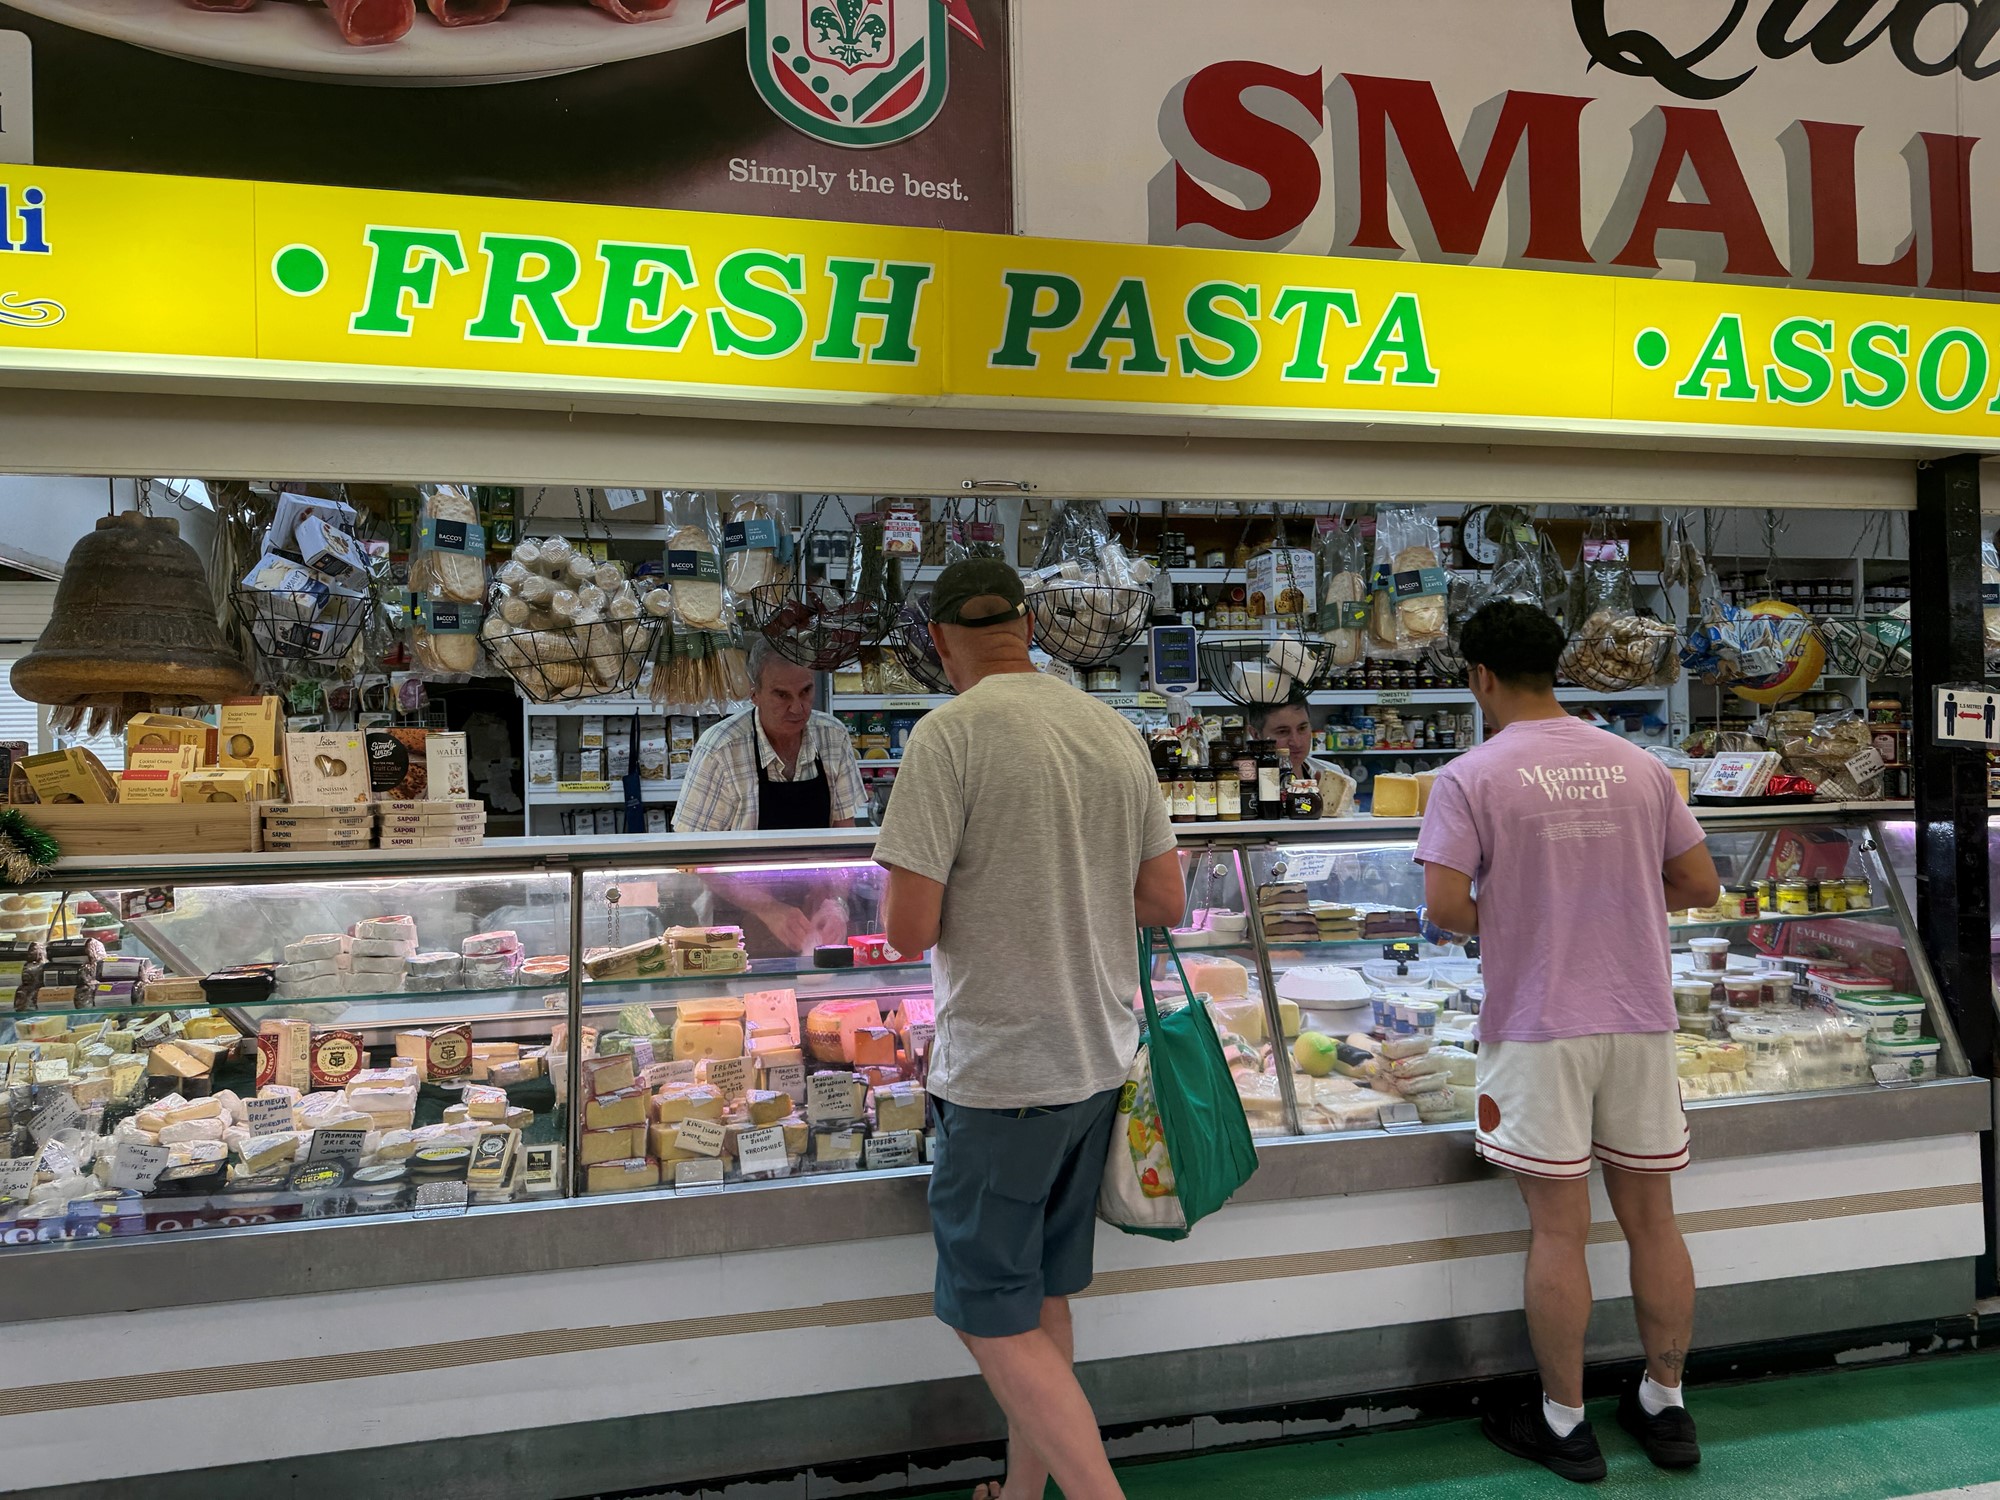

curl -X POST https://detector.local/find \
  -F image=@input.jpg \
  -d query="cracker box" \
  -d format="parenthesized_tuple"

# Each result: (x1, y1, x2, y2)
(218, 697, 284, 768)
(21, 748, 113, 804)
(125, 713, 216, 765)
(283, 732, 370, 805)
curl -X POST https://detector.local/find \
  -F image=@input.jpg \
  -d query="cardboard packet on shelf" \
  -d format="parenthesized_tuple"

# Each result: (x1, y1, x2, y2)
(125, 713, 216, 765)
(218, 697, 283, 768)
(282, 732, 370, 804)
(179, 769, 257, 804)
(117, 769, 181, 804)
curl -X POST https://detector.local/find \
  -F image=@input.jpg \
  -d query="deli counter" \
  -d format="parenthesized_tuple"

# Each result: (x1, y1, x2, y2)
(0, 809, 1987, 1500)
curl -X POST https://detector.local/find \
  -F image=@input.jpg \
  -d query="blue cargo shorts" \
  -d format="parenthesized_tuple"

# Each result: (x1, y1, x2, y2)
(927, 1086, 1123, 1339)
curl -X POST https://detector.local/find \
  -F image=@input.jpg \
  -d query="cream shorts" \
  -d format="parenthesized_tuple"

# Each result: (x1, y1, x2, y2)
(1474, 1032, 1689, 1180)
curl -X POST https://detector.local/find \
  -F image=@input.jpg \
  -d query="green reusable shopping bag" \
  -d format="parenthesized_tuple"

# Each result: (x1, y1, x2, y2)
(1097, 926, 1259, 1240)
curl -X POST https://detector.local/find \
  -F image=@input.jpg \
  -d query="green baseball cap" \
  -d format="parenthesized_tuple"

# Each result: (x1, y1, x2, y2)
(929, 558, 1027, 627)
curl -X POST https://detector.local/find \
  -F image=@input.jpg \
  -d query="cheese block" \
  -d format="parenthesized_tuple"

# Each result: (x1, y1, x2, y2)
(1184, 955, 1251, 1001)
(1208, 995, 1268, 1046)
(406, 952, 461, 983)
(582, 1054, 636, 1098)
(149, 1041, 212, 1080)
(850, 1027, 899, 1069)
(745, 1089, 790, 1127)
(487, 1058, 542, 1087)
(1413, 771, 1438, 813)
(1256, 882, 1309, 911)
(672, 1018, 746, 1064)
(780, 1116, 810, 1157)
(652, 1083, 724, 1124)
(813, 1126, 865, 1168)
(581, 1125, 645, 1165)
(284, 934, 348, 963)
(461, 930, 520, 957)
(158, 1116, 225, 1145)
(872, 1083, 927, 1135)
(584, 1087, 648, 1131)
(582, 937, 671, 982)
(236, 1132, 299, 1173)
(804, 999, 884, 1064)
(349, 953, 409, 976)
(355, 916, 418, 943)
(463, 1085, 510, 1121)
(586, 1156, 660, 1194)
(646, 1122, 705, 1166)
(162, 1096, 223, 1126)
(1371, 774, 1422, 817)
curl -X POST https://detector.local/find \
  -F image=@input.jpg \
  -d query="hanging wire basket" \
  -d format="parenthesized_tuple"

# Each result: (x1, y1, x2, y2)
(888, 591, 954, 695)
(1420, 572, 1486, 682)
(1559, 614, 1680, 692)
(1815, 615, 1891, 679)
(1025, 582, 1151, 670)
(1196, 635, 1334, 708)
(230, 587, 371, 666)
(481, 615, 660, 703)
(747, 581, 888, 672)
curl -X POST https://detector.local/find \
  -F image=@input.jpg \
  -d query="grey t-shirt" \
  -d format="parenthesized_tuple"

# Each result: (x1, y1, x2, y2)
(874, 671, 1177, 1109)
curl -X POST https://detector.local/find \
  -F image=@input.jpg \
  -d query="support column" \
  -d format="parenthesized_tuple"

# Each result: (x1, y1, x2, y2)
(1910, 454, 1996, 1296)
(1910, 454, 1996, 1074)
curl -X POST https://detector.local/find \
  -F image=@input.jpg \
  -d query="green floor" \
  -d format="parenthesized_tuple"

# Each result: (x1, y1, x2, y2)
(996, 1350, 2000, 1498)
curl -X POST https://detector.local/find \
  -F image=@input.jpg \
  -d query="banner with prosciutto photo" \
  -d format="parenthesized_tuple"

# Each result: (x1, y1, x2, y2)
(0, 0, 1009, 232)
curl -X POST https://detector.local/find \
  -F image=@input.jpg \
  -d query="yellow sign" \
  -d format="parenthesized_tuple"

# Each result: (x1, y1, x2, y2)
(2, 163, 2000, 445)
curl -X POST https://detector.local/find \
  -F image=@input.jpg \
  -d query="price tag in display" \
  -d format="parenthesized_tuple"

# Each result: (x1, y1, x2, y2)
(703, 1056, 748, 1102)
(863, 1131, 922, 1170)
(37, 1138, 75, 1177)
(641, 1059, 697, 1091)
(807, 1072, 862, 1125)
(1845, 746, 1887, 784)
(0, 1157, 36, 1199)
(243, 1096, 295, 1134)
(601, 487, 650, 513)
(674, 1116, 726, 1158)
(674, 1158, 726, 1191)
(628, 1038, 656, 1072)
(1276, 851, 1337, 883)
(883, 697, 932, 712)
(736, 1125, 789, 1176)
(1376, 1101, 1423, 1131)
(765, 1061, 806, 1106)
(307, 1127, 368, 1167)
(31, 1092, 83, 1144)
(108, 1141, 170, 1193)
(413, 1181, 470, 1219)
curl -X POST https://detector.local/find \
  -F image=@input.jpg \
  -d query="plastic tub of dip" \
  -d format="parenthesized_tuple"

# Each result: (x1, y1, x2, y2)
(1833, 992, 1929, 1039)
(1755, 970, 1795, 1009)
(1672, 979, 1714, 1022)
(1688, 937, 1732, 972)
(1867, 1035, 1942, 1079)
(1721, 974, 1763, 1010)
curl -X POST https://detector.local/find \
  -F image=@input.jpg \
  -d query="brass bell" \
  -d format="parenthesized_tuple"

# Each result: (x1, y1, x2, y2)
(10, 511, 252, 733)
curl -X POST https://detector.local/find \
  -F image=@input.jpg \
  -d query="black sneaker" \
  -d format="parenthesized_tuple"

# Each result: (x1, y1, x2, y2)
(1480, 1398, 1607, 1483)
(1618, 1386, 1701, 1468)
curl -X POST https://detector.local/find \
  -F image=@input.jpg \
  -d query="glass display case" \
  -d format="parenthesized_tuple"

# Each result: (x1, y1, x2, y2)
(1168, 810, 1966, 1147)
(0, 809, 1965, 1251)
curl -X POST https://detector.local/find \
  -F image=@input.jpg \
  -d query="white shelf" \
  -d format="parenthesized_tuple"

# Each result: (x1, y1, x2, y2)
(522, 698, 657, 717)
(1323, 747, 1467, 757)
(530, 783, 683, 807)
(828, 694, 951, 709)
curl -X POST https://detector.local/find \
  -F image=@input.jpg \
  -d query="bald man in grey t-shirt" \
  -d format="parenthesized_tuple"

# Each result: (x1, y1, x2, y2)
(878, 559, 1184, 1500)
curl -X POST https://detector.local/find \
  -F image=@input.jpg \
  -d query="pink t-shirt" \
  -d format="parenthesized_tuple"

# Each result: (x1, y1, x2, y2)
(1415, 716, 1705, 1042)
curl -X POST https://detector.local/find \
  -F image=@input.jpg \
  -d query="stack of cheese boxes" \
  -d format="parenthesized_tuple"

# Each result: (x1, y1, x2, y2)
(262, 726, 482, 849)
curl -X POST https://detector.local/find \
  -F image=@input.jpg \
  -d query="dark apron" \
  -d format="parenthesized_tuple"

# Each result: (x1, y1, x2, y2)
(755, 752, 833, 830)
(707, 752, 837, 957)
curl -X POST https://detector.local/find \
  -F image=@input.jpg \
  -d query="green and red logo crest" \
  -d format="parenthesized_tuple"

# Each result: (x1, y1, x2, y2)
(713, 0, 982, 148)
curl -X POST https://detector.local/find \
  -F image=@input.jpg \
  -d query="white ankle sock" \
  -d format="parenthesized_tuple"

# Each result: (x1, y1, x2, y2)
(1639, 1375, 1684, 1416)
(1543, 1394, 1586, 1438)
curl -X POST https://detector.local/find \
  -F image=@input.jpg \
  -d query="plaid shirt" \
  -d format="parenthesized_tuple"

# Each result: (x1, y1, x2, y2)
(673, 708, 867, 832)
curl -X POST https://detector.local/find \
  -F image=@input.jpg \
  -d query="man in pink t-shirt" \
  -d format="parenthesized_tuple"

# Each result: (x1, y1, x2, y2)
(1416, 601, 1720, 1485)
